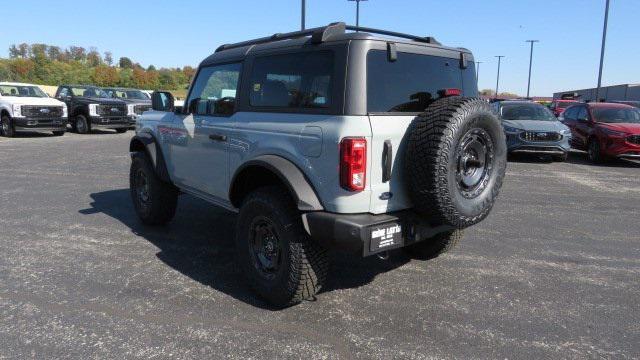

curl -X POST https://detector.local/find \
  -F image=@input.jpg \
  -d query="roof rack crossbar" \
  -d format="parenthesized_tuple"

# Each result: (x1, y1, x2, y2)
(344, 25, 441, 45)
(214, 22, 442, 53)
(215, 22, 346, 52)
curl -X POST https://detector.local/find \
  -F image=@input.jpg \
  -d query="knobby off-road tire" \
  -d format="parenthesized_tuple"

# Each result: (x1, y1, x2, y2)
(403, 230, 464, 260)
(405, 97, 507, 228)
(236, 186, 329, 308)
(1, 115, 15, 137)
(129, 152, 178, 225)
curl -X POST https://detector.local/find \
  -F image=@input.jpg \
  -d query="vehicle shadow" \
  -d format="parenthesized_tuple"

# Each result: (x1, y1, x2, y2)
(565, 150, 640, 168)
(80, 189, 409, 310)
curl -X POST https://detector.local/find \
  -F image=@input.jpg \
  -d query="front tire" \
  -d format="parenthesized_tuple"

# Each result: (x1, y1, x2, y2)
(75, 114, 91, 134)
(588, 139, 603, 163)
(129, 152, 178, 225)
(1, 115, 15, 137)
(403, 230, 464, 260)
(235, 186, 328, 308)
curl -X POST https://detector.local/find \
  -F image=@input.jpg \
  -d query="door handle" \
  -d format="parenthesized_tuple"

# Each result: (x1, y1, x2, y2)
(209, 133, 227, 142)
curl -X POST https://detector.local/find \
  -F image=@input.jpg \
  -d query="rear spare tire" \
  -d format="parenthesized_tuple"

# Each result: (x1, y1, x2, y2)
(405, 97, 507, 228)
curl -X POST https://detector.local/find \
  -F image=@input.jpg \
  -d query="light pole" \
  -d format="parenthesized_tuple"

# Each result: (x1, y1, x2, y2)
(476, 61, 482, 87)
(596, 0, 610, 102)
(495, 56, 505, 99)
(348, 0, 368, 28)
(525, 40, 539, 99)
(301, 0, 306, 30)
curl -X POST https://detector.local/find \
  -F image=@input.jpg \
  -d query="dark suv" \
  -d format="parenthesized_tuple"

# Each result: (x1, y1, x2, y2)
(55, 85, 130, 134)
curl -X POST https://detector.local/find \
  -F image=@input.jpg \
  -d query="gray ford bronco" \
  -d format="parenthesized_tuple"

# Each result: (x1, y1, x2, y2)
(129, 23, 507, 307)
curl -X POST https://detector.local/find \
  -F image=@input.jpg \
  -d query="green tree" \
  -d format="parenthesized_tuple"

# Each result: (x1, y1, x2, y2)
(119, 57, 133, 69)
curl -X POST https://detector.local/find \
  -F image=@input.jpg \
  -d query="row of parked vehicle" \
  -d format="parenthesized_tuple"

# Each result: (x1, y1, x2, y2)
(0, 82, 152, 137)
(493, 99, 640, 163)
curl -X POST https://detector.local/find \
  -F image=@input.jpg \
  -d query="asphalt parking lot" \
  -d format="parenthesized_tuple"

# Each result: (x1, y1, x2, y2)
(0, 131, 639, 359)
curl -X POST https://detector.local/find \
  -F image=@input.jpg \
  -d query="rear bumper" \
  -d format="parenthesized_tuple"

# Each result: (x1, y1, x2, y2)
(13, 117, 67, 132)
(302, 211, 454, 257)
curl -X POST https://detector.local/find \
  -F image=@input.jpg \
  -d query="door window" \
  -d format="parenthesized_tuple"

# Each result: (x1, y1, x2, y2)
(187, 62, 242, 117)
(576, 106, 588, 121)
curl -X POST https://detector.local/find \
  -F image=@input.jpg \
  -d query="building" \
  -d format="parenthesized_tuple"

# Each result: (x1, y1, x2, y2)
(553, 84, 640, 102)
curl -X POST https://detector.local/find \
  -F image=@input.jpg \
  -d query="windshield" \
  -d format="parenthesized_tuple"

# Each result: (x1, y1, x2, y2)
(71, 86, 109, 98)
(592, 107, 640, 124)
(106, 89, 148, 100)
(501, 103, 557, 121)
(0, 85, 48, 98)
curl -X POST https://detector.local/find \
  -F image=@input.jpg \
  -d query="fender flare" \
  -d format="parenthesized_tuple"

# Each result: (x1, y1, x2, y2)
(129, 132, 171, 183)
(229, 155, 324, 212)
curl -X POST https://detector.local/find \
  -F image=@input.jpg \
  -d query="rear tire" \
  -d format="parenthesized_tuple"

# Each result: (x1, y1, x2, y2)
(235, 186, 328, 308)
(405, 97, 507, 228)
(1, 115, 15, 137)
(403, 230, 464, 260)
(75, 114, 90, 134)
(129, 152, 178, 225)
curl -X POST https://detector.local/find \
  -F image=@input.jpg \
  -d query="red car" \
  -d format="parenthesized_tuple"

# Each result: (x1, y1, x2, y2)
(550, 99, 579, 117)
(562, 102, 640, 162)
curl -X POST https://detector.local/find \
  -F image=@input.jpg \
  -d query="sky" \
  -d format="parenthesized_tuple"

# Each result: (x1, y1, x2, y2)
(0, 0, 638, 96)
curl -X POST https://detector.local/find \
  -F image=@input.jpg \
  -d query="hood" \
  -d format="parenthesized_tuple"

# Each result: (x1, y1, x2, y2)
(73, 96, 128, 105)
(116, 98, 151, 104)
(1, 96, 66, 107)
(502, 119, 567, 132)
(598, 122, 640, 135)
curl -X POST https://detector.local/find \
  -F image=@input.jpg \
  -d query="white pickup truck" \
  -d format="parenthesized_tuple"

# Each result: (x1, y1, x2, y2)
(0, 82, 68, 137)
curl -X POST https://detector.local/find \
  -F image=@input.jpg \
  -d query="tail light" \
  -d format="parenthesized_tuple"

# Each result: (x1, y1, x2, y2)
(340, 137, 367, 191)
(438, 88, 462, 97)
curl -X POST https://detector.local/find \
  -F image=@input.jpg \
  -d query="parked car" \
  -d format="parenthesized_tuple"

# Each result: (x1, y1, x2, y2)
(550, 99, 579, 117)
(562, 102, 640, 162)
(103, 87, 152, 128)
(129, 23, 507, 307)
(55, 85, 130, 134)
(0, 82, 68, 137)
(494, 100, 571, 161)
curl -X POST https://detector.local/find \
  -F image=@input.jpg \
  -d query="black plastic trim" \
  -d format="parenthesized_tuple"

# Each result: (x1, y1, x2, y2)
(129, 132, 171, 183)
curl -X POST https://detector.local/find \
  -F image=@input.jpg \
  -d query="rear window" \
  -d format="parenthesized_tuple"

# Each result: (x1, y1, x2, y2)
(249, 51, 334, 109)
(367, 50, 477, 113)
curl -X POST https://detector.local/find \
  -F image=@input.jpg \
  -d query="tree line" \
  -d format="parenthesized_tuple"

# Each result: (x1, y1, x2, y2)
(0, 43, 195, 91)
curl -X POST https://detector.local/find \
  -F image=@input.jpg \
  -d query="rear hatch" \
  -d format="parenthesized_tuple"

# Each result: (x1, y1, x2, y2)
(366, 49, 478, 214)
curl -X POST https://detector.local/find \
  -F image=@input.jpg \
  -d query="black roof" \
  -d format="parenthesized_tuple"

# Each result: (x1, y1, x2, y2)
(201, 22, 471, 67)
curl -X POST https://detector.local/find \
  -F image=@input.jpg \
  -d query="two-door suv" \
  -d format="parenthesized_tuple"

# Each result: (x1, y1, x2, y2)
(562, 102, 640, 163)
(130, 23, 507, 307)
(0, 82, 68, 137)
(55, 85, 130, 134)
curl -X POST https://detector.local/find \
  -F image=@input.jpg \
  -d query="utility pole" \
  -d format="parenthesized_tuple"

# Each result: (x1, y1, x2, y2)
(596, 0, 610, 102)
(495, 56, 505, 99)
(301, 0, 306, 30)
(476, 61, 482, 87)
(525, 40, 539, 98)
(348, 0, 368, 28)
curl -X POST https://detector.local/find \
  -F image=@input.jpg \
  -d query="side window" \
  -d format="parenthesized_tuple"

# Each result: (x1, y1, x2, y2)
(577, 106, 588, 121)
(564, 106, 576, 120)
(187, 62, 242, 117)
(249, 51, 334, 109)
(58, 87, 69, 97)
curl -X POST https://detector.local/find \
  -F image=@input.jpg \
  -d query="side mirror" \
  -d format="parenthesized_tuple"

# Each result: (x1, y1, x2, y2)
(151, 91, 175, 112)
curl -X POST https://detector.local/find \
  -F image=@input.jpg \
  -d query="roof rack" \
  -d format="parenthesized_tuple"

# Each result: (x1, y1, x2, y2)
(215, 22, 441, 52)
